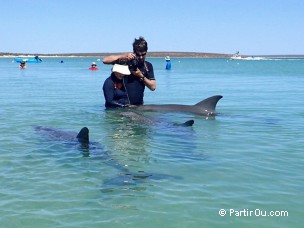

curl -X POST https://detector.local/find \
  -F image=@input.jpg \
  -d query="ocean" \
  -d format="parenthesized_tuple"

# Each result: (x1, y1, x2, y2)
(0, 57, 303, 227)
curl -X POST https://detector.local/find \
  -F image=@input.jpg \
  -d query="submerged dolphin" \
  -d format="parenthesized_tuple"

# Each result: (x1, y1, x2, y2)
(34, 126, 128, 172)
(34, 126, 89, 144)
(120, 111, 194, 127)
(34, 126, 181, 185)
(135, 95, 223, 116)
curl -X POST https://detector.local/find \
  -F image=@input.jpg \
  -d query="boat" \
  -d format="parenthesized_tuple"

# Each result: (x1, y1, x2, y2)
(15, 56, 42, 63)
(230, 51, 265, 60)
(231, 51, 242, 60)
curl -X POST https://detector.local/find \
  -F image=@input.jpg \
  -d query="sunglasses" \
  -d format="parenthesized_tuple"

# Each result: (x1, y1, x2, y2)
(135, 52, 146, 57)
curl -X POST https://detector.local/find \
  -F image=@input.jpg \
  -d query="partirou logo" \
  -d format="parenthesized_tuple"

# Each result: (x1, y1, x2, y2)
(219, 208, 288, 217)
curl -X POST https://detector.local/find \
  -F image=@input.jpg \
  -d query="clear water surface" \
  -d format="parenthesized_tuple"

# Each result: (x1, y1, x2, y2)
(0, 57, 303, 227)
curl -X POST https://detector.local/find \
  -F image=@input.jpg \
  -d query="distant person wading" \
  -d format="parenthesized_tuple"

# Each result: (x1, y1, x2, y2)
(19, 61, 27, 69)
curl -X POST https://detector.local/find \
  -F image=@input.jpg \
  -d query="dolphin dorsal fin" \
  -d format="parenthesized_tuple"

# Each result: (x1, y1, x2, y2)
(194, 95, 223, 112)
(181, 120, 194, 127)
(77, 127, 89, 144)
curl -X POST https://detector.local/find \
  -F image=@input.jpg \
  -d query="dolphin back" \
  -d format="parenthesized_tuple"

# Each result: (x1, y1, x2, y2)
(135, 95, 223, 115)
(194, 95, 223, 115)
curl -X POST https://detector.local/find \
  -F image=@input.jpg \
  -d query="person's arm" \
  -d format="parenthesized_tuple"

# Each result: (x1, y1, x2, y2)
(143, 77, 156, 91)
(102, 53, 136, 64)
(131, 69, 156, 91)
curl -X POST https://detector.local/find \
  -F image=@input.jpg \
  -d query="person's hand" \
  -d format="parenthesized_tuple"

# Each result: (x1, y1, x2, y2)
(131, 68, 143, 78)
(125, 53, 136, 60)
(126, 104, 138, 108)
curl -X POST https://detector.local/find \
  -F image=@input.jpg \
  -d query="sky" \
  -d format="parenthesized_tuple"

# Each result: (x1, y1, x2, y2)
(1, 0, 303, 55)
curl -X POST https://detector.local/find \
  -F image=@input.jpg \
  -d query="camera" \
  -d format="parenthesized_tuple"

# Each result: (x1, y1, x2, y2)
(127, 58, 139, 71)
(117, 58, 139, 71)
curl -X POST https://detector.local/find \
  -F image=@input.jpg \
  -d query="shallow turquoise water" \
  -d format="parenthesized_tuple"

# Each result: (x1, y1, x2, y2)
(0, 57, 303, 227)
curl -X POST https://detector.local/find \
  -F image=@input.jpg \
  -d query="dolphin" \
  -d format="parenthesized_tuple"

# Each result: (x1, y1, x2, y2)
(135, 95, 223, 116)
(34, 126, 129, 172)
(120, 111, 194, 127)
(34, 126, 181, 185)
(34, 126, 89, 144)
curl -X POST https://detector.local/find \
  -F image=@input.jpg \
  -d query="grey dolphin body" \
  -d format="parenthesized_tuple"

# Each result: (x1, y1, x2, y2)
(34, 126, 181, 185)
(34, 126, 89, 144)
(136, 95, 223, 116)
(120, 111, 194, 127)
(34, 126, 128, 172)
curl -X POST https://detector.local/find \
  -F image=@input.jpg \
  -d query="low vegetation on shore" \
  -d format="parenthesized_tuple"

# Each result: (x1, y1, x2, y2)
(1, 52, 303, 58)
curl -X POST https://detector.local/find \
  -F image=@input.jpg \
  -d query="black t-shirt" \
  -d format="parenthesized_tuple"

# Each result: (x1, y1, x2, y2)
(124, 61, 155, 105)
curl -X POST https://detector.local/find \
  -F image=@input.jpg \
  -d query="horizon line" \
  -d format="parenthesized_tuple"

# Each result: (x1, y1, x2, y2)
(1, 51, 304, 58)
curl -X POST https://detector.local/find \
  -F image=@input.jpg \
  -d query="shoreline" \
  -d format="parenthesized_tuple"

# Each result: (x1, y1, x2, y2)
(1, 52, 304, 59)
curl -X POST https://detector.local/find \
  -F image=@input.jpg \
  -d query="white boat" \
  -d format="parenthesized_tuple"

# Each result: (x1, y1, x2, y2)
(231, 51, 265, 60)
(231, 51, 242, 60)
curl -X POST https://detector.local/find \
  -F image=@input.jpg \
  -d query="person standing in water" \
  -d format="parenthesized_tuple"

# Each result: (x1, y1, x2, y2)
(103, 64, 131, 108)
(102, 36, 156, 105)
(19, 61, 27, 69)
(89, 62, 99, 70)
(165, 56, 171, 70)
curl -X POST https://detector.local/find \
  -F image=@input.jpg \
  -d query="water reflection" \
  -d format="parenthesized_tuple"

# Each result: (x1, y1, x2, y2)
(103, 109, 151, 171)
